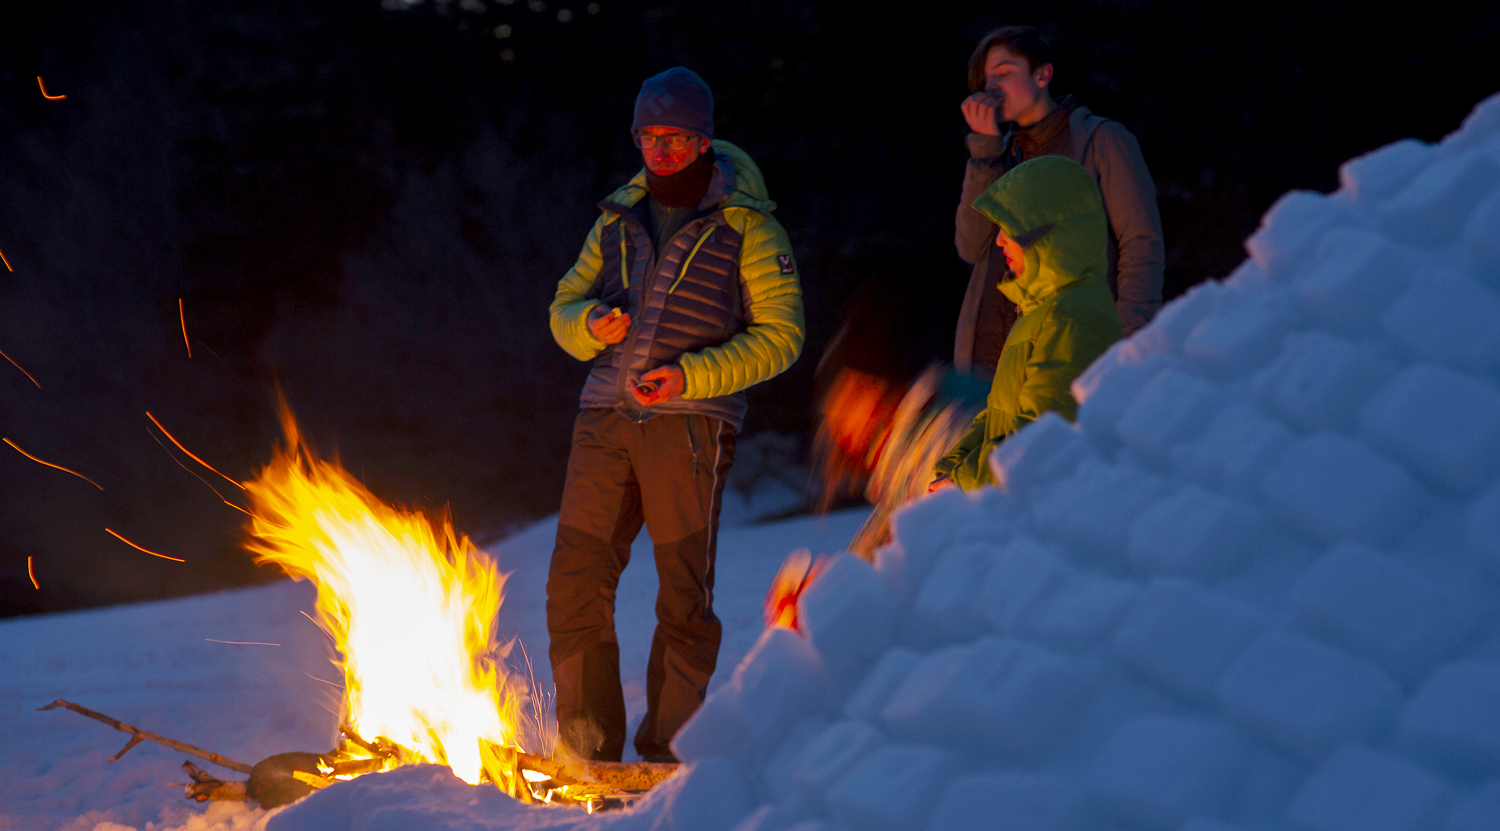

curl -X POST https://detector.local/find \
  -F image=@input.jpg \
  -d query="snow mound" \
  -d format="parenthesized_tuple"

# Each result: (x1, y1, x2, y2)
(641, 92, 1500, 831)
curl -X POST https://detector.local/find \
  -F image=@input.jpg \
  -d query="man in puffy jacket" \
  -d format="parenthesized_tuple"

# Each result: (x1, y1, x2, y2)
(934, 155, 1122, 490)
(955, 25, 1163, 379)
(546, 67, 804, 763)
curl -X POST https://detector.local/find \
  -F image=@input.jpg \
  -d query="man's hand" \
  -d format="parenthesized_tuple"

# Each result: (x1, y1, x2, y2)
(587, 305, 631, 345)
(927, 473, 957, 494)
(960, 92, 1003, 137)
(631, 365, 685, 406)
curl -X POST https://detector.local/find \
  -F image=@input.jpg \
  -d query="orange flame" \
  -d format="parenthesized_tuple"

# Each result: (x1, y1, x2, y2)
(243, 406, 520, 784)
(763, 548, 831, 633)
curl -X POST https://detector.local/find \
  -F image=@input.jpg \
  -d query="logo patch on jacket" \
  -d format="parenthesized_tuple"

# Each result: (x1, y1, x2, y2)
(777, 253, 796, 274)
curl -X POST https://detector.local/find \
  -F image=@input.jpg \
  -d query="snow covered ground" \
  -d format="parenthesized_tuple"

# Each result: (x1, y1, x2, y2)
(8, 91, 1500, 831)
(0, 482, 861, 831)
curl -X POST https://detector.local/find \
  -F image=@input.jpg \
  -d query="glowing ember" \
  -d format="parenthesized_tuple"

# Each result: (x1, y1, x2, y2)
(243, 407, 519, 785)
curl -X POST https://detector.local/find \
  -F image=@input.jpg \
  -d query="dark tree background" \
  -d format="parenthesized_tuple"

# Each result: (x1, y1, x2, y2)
(1, 0, 1496, 616)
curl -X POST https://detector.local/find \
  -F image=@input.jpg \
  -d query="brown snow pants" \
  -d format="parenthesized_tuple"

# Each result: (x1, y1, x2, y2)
(546, 408, 736, 762)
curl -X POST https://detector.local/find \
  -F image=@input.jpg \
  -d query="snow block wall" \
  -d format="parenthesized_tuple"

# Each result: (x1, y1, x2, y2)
(625, 92, 1500, 831)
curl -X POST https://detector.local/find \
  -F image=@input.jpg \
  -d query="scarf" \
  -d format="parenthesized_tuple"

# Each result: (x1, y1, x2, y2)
(645, 150, 715, 208)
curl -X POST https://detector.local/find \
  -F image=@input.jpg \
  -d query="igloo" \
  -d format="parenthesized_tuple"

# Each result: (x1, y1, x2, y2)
(631, 92, 1500, 831)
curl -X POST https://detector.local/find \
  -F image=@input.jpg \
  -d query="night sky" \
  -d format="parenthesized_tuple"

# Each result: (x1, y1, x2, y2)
(2, 0, 1497, 616)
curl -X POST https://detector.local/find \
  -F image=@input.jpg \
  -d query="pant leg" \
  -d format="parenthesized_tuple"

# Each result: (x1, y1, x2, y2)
(632, 414, 736, 759)
(547, 409, 644, 762)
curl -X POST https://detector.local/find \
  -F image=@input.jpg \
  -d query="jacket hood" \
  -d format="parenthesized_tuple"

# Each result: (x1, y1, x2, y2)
(605, 139, 776, 215)
(970, 155, 1107, 312)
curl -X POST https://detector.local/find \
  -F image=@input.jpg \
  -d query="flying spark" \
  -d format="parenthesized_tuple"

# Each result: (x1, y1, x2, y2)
(105, 528, 186, 562)
(179, 299, 192, 358)
(37, 76, 66, 100)
(0, 244, 12, 272)
(2, 437, 103, 489)
(144, 412, 244, 490)
(28, 557, 40, 590)
(0, 348, 39, 387)
(204, 639, 281, 646)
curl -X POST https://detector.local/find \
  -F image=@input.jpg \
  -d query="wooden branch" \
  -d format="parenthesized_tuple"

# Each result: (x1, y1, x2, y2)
(180, 761, 248, 802)
(512, 748, 678, 792)
(39, 699, 254, 774)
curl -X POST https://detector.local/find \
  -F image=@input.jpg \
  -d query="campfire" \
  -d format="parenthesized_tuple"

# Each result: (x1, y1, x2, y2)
(45, 407, 676, 811)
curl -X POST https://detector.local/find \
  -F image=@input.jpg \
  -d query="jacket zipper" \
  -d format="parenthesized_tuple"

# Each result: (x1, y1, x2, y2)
(615, 215, 713, 417)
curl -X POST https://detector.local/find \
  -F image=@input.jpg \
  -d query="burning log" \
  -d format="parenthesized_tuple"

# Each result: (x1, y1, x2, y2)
(46, 697, 678, 811)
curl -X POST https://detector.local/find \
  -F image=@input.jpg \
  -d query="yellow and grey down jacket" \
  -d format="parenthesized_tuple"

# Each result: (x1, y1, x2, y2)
(549, 140, 805, 430)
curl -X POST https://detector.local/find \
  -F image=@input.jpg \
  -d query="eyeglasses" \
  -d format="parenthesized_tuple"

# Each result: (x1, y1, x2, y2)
(632, 132, 701, 151)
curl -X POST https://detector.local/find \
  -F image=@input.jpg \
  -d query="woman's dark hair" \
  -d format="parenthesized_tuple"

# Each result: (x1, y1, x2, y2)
(966, 25, 1055, 94)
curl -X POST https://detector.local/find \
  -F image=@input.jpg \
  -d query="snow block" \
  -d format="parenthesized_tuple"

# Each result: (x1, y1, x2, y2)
(1359, 364, 1500, 497)
(1217, 630, 1401, 760)
(1182, 292, 1308, 379)
(1129, 279, 1227, 358)
(1292, 543, 1478, 680)
(880, 637, 1097, 761)
(1398, 661, 1500, 781)
(1251, 331, 1396, 432)
(1030, 457, 1172, 567)
(650, 756, 755, 831)
(1380, 149, 1500, 247)
(1017, 570, 1140, 653)
(913, 541, 1005, 643)
(1192, 816, 1252, 831)
(1126, 486, 1264, 580)
(1444, 92, 1500, 152)
(789, 719, 885, 810)
(1085, 715, 1244, 830)
(973, 535, 1074, 634)
(924, 772, 1085, 831)
(1445, 779, 1500, 831)
(762, 716, 830, 807)
(1287, 745, 1451, 831)
(1383, 268, 1500, 376)
(1464, 482, 1500, 573)
(1245, 190, 1351, 281)
(886, 487, 973, 599)
(842, 648, 920, 723)
(798, 552, 897, 696)
(1116, 368, 1224, 469)
(1172, 403, 1298, 497)
(1073, 351, 1178, 453)
(1112, 577, 1265, 704)
(1259, 431, 1428, 545)
(673, 626, 826, 770)
(1337, 139, 1431, 204)
(1298, 230, 1415, 334)
(824, 744, 956, 831)
(989, 412, 1095, 496)
(1464, 188, 1500, 274)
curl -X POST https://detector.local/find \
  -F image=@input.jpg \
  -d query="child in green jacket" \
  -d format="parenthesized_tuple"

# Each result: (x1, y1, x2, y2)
(932, 155, 1123, 490)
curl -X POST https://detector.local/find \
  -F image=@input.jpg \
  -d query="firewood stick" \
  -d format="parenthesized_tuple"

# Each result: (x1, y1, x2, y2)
(39, 699, 254, 774)
(513, 749, 678, 792)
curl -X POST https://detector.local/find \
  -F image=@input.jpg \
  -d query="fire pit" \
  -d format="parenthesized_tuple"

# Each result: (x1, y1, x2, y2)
(44, 407, 678, 812)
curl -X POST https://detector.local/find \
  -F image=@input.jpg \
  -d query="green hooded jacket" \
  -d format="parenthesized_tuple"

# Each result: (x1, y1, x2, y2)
(935, 155, 1123, 489)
